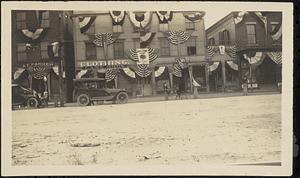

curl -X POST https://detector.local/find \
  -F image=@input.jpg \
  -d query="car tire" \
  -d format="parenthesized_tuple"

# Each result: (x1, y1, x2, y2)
(77, 94, 90, 106)
(116, 92, 128, 104)
(26, 97, 39, 108)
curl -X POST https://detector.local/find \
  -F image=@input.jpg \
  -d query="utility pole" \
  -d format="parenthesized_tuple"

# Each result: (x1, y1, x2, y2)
(58, 12, 64, 107)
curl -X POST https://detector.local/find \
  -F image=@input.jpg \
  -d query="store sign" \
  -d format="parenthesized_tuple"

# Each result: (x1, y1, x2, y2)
(22, 62, 54, 68)
(77, 59, 130, 68)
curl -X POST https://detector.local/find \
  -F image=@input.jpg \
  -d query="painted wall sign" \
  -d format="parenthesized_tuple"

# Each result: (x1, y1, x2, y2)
(22, 62, 54, 68)
(77, 59, 131, 69)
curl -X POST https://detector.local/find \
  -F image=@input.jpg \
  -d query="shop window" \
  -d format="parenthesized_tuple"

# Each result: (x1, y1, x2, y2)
(114, 40, 125, 58)
(85, 42, 96, 60)
(17, 43, 27, 62)
(40, 42, 48, 59)
(113, 25, 123, 33)
(246, 24, 257, 44)
(186, 37, 197, 56)
(85, 22, 95, 34)
(159, 23, 169, 32)
(185, 19, 195, 30)
(16, 12, 26, 29)
(40, 11, 50, 28)
(159, 38, 170, 56)
(208, 37, 215, 45)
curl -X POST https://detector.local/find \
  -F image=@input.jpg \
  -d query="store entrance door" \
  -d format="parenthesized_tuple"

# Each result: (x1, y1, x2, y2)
(256, 56, 278, 90)
(137, 77, 152, 96)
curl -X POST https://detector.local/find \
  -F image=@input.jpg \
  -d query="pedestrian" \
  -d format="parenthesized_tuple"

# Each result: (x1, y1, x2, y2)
(163, 82, 169, 100)
(175, 86, 181, 100)
(242, 76, 248, 96)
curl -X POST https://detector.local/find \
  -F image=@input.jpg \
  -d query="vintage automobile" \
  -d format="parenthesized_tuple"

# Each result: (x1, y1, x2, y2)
(73, 78, 128, 106)
(12, 83, 44, 108)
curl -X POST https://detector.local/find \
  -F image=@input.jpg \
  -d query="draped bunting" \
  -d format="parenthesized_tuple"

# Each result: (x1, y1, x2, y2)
(140, 32, 156, 48)
(14, 68, 26, 80)
(172, 64, 182, 77)
(156, 11, 173, 24)
(226, 61, 238, 71)
(26, 63, 53, 79)
(47, 42, 60, 58)
(266, 51, 282, 64)
(183, 11, 205, 22)
(93, 33, 116, 47)
(105, 69, 119, 81)
(176, 58, 187, 69)
(79, 16, 96, 33)
(123, 67, 136, 78)
(128, 11, 151, 28)
(243, 52, 265, 64)
(225, 46, 236, 58)
(192, 77, 201, 87)
(76, 69, 88, 79)
(155, 66, 165, 77)
(234, 11, 248, 24)
(207, 46, 219, 58)
(21, 28, 45, 40)
(136, 64, 152, 77)
(270, 24, 282, 41)
(109, 11, 126, 25)
(166, 30, 191, 45)
(209, 62, 220, 72)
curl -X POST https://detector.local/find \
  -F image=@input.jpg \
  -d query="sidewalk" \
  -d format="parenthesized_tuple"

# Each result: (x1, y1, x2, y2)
(48, 90, 280, 108)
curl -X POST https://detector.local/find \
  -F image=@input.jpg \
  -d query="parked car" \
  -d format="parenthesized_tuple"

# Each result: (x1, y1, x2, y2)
(73, 78, 128, 106)
(12, 83, 43, 108)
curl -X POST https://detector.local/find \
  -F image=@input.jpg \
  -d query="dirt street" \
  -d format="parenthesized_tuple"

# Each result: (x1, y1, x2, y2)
(12, 94, 281, 166)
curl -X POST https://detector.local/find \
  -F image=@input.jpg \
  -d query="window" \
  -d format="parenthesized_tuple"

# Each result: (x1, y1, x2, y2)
(113, 25, 123, 33)
(17, 43, 27, 62)
(40, 11, 50, 28)
(40, 42, 48, 59)
(133, 38, 140, 49)
(85, 42, 96, 60)
(246, 24, 257, 44)
(219, 31, 224, 45)
(16, 12, 26, 29)
(186, 37, 197, 56)
(185, 19, 195, 30)
(113, 40, 124, 58)
(223, 30, 230, 45)
(208, 37, 215, 46)
(85, 22, 95, 34)
(159, 23, 169, 32)
(159, 38, 170, 56)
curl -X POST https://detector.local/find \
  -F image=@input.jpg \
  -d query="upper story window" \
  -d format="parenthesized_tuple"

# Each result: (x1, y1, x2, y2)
(246, 24, 257, 44)
(159, 38, 170, 57)
(40, 11, 50, 28)
(85, 42, 96, 60)
(113, 25, 123, 33)
(186, 37, 197, 56)
(185, 19, 195, 31)
(40, 42, 49, 59)
(208, 37, 215, 46)
(17, 43, 27, 62)
(16, 12, 26, 29)
(113, 40, 125, 58)
(159, 23, 169, 32)
(219, 30, 230, 45)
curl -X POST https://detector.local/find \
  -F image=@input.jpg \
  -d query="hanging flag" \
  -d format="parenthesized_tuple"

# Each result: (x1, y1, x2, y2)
(233, 11, 248, 24)
(21, 28, 44, 40)
(93, 33, 116, 47)
(226, 61, 238, 71)
(172, 64, 182, 78)
(183, 11, 205, 22)
(136, 48, 150, 65)
(128, 11, 152, 28)
(166, 30, 191, 45)
(243, 52, 265, 64)
(47, 42, 60, 58)
(266, 51, 282, 64)
(140, 32, 156, 48)
(79, 16, 96, 33)
(156, 11, 173, 24)
(76, 69, 88, 79)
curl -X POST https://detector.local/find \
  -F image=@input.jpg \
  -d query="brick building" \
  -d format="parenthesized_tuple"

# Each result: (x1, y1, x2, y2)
(206, 11, 282, 92)
(12, 10, 75, 102)
(72, 11, 208, 97)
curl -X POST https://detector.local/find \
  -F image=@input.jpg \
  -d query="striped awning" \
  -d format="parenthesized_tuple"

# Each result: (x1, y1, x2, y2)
(266, 52, 282, 64)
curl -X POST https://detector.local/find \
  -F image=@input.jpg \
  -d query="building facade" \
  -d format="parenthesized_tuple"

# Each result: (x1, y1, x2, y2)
(72, 11, 207, 97)
(206, 11, 282, 92)
(12, 10, 75, 102)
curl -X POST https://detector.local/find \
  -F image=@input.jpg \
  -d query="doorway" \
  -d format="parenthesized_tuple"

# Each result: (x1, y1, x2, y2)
(255, 56, 278, 89)
(136, 76, 152, 96)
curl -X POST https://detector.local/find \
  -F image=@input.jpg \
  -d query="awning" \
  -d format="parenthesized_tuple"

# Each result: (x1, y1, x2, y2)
(14, 68, 26, 80)
(266, 52, 282, 65)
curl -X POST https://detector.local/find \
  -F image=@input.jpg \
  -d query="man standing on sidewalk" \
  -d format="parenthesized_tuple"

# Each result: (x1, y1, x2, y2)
(163, 82, 169, 100)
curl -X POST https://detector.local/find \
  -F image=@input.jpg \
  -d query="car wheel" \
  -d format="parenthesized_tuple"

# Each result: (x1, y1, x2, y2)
(116, 92, 128, 104)
(26, 97, 39, 108)
(77, 94, 90, 106)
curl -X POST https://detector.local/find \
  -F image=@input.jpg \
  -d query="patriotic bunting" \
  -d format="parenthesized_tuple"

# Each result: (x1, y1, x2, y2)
(156, 11, 173, 24)
(183, 11, 205, 22)
(155, 66, 165, 78)
(105, 69, 119, 81)
(76, 69, 88, 79)
(172, 64, 182, 77)
(47, 42, 60, 58)
(209, 62, 220, 72)
(270, 23, 282, 41)
(21, 28, 46, 41)
(27, 63, 53, 79)
(166, 30, 191, 45)
(140, 32, 156, 48)
(79, 16, 96, 33)
(109, 11, 126, 25)
(234, 11, 248, 24)
(192, 77, 201, 87)
(14, 68, 26, 80)
(123, 67, 136, 78)
(225, 46, 237, 58)
(243, 52, 265, 65)
(266, 51, 282, 64)
(226, 61, 238, 71)
(93, 33, 116, 47)
(207, 46, 219, 58)
(128, 11, 152, 28)
(136, 64, 152, 77)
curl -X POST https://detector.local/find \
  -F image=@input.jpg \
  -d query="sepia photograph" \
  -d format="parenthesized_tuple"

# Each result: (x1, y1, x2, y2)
(1, 1, 293, 176)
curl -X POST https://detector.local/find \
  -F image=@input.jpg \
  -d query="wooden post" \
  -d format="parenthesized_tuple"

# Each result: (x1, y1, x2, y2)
(205, 64, 210, 92)
(169, 72, 173, 94)
(151, 67, 156, 96)
(249, 64, 253, 92)
(221, 60, 226, 92)
(58, 59, 64, 107)
(29, 75, 33, 90)
(47, 74, 51, 100)
(188, 65, 193, 93)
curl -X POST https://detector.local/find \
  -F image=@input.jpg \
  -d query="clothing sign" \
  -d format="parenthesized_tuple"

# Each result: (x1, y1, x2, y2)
(136, 48, 150, 65)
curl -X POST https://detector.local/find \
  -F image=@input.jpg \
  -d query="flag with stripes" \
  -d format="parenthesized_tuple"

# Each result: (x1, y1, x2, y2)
(110, 11, 125, 25)
(156, 11, 173, 24)
(166, 30, 191, 45)
(207, 46, 219, 58)
(79, 16, 96, 33)
(225, 46, 237, 58)
(93, 33, 116, 47)
(140, 32, 156, 48)
(266, 52, 282, 65)
(128, 11, 151, 28)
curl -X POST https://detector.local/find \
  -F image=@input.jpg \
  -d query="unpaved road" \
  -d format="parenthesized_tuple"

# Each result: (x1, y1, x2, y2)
(12, 94, 281, 166)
